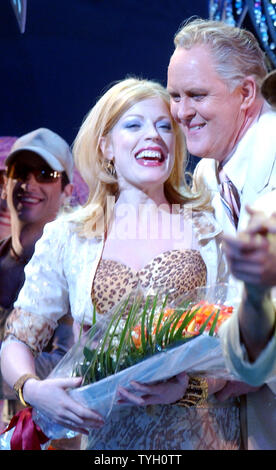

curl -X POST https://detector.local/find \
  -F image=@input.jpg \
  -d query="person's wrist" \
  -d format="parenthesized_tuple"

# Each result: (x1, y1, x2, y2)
(13, 374, 40, 407)
(243, 283, 271, 304)
(23, 377, 40, 406)
(206, 377, 226, 395)
(172, 376, 208, 407)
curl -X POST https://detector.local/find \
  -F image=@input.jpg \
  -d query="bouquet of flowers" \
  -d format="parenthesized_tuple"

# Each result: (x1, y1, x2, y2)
(0, 283, 238, 449)
(73, 290, 233, 387)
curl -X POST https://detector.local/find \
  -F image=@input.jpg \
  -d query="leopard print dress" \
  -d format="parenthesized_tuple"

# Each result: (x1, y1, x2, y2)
(91, 249, 207, 314)
(88, 249, 241, 450)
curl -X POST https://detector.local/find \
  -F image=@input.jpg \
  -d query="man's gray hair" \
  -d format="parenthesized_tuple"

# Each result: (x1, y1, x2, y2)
(174, 18, 268, 91)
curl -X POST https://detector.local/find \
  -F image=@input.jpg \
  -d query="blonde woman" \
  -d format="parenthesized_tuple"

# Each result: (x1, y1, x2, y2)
(1, 78, 232, 449)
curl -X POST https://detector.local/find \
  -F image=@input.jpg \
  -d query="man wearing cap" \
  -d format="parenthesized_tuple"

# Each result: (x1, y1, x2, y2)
(0, 128, 74, 426)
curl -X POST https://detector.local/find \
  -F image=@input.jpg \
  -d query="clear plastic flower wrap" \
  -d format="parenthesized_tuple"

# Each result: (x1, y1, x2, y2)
(0, 283, 239, 449)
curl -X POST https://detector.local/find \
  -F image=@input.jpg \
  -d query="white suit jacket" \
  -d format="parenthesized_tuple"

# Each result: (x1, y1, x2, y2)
(219, 191, 276, 450)
(194, 104, 276, 449)
(194, 103, 276, 236)
(219, 190, 276, 386)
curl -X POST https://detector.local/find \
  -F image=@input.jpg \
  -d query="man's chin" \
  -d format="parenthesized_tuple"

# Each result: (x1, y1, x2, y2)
(186, 144, 216, 160)
(16, 209, 42, 224)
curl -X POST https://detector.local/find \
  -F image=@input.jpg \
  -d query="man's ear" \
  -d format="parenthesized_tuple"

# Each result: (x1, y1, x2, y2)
(99, 136, 114, 161)
(239, 76, 257, 110)
(1, 175, 8, 200)
(60, 183, 74, 206)
(59, 183, 74, 207)
(63, 183, 74, 198)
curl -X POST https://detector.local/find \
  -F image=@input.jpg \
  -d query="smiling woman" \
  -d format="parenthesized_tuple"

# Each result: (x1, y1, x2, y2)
(0, 78, 234, 450)
(99, 97, 176, 204)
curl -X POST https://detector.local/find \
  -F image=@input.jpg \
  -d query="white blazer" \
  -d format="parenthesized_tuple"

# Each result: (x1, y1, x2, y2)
(13, 210, 227, 329)
(219, 190, 276, 386)
(219, 191, 276, 450)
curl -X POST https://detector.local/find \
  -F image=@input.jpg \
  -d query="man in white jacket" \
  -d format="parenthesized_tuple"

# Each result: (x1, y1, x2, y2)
(219, 189, 276, 450)
(215, 72, 276, 385)
(167, 18, 276, 449)
(167, 18, 276, 236)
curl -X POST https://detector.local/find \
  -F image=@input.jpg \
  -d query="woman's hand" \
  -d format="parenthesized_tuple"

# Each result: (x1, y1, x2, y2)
(215, 380, 260, 401)
(23, 376, 105, 435)
(117, 371, 189, 406)
(117, 375, 228, 407)
(206, 377, 227, 395)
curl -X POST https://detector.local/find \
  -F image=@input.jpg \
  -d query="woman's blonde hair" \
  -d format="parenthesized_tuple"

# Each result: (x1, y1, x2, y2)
(71, 77, 210, 237)
(174, 18, 267, 92)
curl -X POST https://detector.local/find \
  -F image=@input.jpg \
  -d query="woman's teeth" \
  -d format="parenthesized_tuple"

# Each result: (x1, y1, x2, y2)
(135, 150, 163, 161)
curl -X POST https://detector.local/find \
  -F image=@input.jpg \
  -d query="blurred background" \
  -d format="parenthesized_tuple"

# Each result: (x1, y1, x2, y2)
(0, 0, 209, 145)
(1, 1, 275, 152)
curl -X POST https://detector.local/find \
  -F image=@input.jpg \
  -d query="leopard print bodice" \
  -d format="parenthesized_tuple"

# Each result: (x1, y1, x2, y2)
(91, 249, 207, 314)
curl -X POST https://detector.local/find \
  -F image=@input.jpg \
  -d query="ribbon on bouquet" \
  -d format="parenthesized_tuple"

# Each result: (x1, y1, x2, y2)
(1, 407, 49, 450)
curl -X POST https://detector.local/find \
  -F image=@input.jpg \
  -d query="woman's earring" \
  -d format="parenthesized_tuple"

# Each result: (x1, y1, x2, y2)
(104, 159, 116, 177)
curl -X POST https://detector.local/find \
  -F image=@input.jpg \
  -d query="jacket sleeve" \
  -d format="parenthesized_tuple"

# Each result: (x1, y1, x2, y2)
(3, 218, 71, 354)
(219, 312, 276, 389)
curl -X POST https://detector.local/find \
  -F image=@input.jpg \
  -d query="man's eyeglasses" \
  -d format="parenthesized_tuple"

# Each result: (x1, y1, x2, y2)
(7, 163, 62, 184)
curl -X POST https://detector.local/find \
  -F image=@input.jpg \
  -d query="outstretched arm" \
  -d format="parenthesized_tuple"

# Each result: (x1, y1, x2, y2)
(223, 229, 276, 361)
(219, 208, 276, 386)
